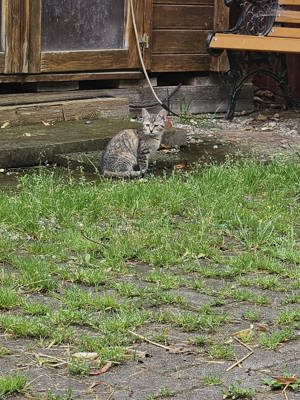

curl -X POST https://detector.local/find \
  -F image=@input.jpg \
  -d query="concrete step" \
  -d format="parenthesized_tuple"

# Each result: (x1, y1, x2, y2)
(0, 118, 187, 169)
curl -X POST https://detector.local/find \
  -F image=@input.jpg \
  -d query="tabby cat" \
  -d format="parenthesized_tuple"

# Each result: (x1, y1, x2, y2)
(100, 108, 167, 178)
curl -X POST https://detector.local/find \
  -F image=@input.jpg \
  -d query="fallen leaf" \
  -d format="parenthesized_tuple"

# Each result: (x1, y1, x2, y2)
(174, 163, 186, 170)
(41, 121, 51, 126)
(23, 133, 32, 137)
(256, 323, 269, 332)
(233, 325, 254, 339)
(89, 361, 112, 376)
(1, 122, 10, 129)
(160, 143, 172, 150)
(273, 376, 297, 385)
(164, 116, 173, 129)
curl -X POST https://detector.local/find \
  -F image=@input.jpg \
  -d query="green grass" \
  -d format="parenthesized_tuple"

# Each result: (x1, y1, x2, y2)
(0, 159, 299, 375)
(0, 374, 27, 398)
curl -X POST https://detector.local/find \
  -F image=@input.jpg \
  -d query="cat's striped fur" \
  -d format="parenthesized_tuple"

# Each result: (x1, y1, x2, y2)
(100, 108, 167, 178)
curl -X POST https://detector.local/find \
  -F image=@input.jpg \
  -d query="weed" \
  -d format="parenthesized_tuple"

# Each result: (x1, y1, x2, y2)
(22, 301, 50, 316)
(259, 327, 296, 350)
(223, 381, 255, 399)
(202, 374, 223, 385)
(242, 310, 262, 322)
(0, 287, 22, 310)
(45, 388, 73, 400)
(68, 359, 90, 376)
(0, 374, 27, 397)
(277, 309, 300, 326)
(281, 293, 300, 305)
(158, 387, 173, 397)
(0, 346, 10, 357)
(208, 344, 234, 360)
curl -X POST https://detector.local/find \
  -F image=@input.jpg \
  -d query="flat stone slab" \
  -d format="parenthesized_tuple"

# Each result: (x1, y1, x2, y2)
(0, 118, 187, 168)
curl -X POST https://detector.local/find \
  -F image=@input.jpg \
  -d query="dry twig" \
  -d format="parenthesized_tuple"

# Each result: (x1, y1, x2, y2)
(226, 337, 254, 372)
(128, 330, 172, 351)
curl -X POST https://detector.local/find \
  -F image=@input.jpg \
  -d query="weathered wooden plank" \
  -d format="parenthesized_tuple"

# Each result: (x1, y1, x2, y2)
(63, 98, 129, 121)
(16, 104, 64, 125)
(278, 0, 300, 5)
(0, 71, 143, 83)
(210, 33, 300, 53)
(41, 50, 130, 72)
(142, 0, 152, 69)
(269, 26, 300, 38)
(153, 30, 209, 53)
(20, 0, 30, 72)
(128, 0, 144, 68)
(276, 9, 300, 23)
(154, 0, 214, 4)
(153, 5, 214, 29)
(210, 0, 229, 72)
(4, 0, 21, 73)
(0, 54, 5, 72)
(151, 54, 211, 71)
(0, 98, 129, 127)
(28, 0, 41, 73)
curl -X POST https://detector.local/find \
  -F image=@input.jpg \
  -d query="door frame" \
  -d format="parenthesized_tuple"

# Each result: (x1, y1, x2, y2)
(1, 0, 24, 73)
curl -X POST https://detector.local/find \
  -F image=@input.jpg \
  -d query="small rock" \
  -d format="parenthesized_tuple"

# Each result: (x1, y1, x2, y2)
(268, 121, 277, 128)
(288, 129, 298, 136)
(72, 352, 99, 361)
(256, 114, 268, 121)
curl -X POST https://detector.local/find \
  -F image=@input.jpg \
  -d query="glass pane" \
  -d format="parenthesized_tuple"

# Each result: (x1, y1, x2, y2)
(42, 0, 126, 51)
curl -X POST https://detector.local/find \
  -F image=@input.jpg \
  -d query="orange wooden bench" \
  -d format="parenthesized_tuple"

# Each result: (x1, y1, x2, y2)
(207, 0, 299, 119)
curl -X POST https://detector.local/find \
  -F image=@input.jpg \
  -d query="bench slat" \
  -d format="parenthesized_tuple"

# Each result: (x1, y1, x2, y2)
(210, 33, 300, 53)
(269, 27, 300, 38)
(278, 0, 300, 5)
(275, 9, 300, 23)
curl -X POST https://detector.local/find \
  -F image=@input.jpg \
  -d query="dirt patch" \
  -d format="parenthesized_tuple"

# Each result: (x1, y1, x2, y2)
(182, 110, 300, 159)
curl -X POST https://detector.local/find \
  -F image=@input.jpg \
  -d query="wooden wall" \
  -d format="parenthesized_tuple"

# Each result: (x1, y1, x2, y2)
(151, 0, 228, 72)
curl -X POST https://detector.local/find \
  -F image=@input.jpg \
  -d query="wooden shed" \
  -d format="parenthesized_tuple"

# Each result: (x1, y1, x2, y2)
(0, 0, 228, 82)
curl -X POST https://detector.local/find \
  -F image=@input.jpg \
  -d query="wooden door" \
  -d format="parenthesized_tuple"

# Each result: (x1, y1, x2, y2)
(23, 0, 148, 74)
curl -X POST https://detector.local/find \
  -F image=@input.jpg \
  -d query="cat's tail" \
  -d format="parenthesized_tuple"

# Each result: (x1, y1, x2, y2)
(101, 170, 141, 179)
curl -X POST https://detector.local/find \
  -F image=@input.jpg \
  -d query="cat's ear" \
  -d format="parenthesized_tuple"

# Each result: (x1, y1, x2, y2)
(142, 108, 150, 119)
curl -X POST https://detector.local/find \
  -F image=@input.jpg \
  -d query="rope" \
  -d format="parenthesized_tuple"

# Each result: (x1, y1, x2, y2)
(129, 0, 163, 106)
(129, 0, 180, 116)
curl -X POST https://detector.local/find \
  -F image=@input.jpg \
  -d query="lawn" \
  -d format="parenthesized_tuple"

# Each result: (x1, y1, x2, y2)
(0, 159, 299, 399)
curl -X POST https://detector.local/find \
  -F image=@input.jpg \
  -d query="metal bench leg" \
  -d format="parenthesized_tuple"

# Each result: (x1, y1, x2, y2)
(276, 54, 294, 110)
(226, 51, 245, 120)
